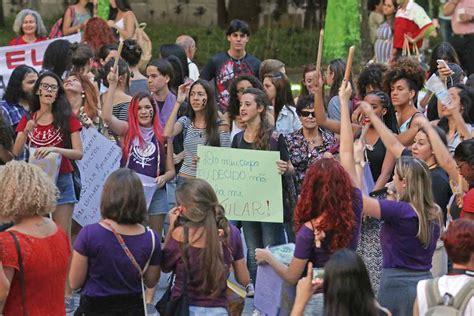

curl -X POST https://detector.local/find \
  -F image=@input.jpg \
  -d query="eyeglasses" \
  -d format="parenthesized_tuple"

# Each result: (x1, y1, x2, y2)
(299, 111, 315, 118)
(39, 83, 59, 92)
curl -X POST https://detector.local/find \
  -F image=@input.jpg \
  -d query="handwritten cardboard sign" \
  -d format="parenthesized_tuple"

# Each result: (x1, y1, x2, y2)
(73, 128, 122, 227)
(196, 145, 283, 223)
(29, 148, 61, 183)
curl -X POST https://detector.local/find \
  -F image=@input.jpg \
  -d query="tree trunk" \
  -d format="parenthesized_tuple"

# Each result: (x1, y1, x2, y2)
(304, 0, 316, 29)
(217, 0, 228, 28)
(0, 0, 4, 28)
(228, 0, 261, 32)
(360, 0, 373, 61)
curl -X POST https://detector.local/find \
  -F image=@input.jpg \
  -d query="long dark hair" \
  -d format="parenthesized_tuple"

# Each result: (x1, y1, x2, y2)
(263, 71, 294, 124)
(324, 249, 378, 316)
(109, 0, 132, 20)
(3, 65, 37, 104)
(228, 75, 264, 121)
(0, 113, 14, 153)
(241, 88, 272, 151)
(42, 40, 72, 79)
(160, 44, 189, 78)
(429, 42, 460, 76)
(187, 80, 221, 147)
(174, 178, 230, 298)
(31, 72, 72, 147)
(327, 58, 351, 101)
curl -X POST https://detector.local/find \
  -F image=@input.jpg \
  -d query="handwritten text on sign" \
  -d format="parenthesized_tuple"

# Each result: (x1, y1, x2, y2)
(73, 128, 122, 227)
(196, 145, 283, 223)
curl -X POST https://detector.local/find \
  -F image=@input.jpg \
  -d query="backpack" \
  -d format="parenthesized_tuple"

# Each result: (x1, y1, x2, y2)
(132, 16, 152, 71)
(425, 277, 474, 316)
(49, 6, 75, 39)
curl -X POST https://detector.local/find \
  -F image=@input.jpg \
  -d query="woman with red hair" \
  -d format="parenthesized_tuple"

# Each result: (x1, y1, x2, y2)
(414, 219, 474, 315)
(83, 17, 116, 55)
(102, 66, 175, 241)
(255, 158, 363, 284)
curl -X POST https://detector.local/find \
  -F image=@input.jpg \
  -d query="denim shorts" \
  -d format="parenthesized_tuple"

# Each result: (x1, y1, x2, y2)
(148, 187, 169, 215)
(56, 172, 78, 205)
(189, 306, 228, 315)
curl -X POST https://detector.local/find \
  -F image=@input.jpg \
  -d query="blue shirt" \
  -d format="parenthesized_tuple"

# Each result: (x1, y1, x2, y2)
(0, 100, 29, 161)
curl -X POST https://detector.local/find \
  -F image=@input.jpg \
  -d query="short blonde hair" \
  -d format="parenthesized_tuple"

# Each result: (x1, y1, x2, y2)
(0, 161, 58, 222)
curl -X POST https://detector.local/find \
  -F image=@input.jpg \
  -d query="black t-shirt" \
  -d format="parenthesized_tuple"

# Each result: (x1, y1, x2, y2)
(401, 148, 452, 222)
(231, 130, 289, 162)
(366, 137, 387, 182)
(200, 52, 261, 112)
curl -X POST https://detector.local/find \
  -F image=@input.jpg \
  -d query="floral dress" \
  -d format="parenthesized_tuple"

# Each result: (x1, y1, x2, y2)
(285, 128, 337, 194)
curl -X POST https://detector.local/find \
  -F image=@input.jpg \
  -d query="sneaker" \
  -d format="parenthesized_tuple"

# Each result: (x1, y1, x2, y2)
(65, 296, 76, 313)
(146, 303, 158, 315)
(246, 283, 255, 297)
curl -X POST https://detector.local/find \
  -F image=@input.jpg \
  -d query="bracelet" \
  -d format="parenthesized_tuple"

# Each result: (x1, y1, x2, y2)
(355, 160, 366, 168)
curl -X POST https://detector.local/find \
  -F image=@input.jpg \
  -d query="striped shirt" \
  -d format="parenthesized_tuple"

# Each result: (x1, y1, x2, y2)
(375, 22, 393, 64)
(177, 116, 231, 177)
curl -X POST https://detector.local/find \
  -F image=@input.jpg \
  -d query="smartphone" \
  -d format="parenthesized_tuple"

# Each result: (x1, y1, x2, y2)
(369, 187, 388, 199)
(184, 76, 194, 85)
(437, 59, 448, 68)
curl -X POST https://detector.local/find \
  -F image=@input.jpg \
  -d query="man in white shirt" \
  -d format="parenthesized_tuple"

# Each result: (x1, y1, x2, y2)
(175, 35, 200, 81)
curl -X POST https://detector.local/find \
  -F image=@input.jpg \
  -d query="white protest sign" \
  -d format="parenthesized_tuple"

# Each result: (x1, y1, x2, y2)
(73, 128, 122, 227)
(0, 33, 81, 97)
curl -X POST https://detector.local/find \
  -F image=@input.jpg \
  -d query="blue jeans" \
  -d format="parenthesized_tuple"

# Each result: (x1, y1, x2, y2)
(242, 221, 285, 282)
(189, 306, 228, 315)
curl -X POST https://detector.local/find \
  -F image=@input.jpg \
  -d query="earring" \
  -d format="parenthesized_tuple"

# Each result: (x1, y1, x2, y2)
(81, 91, 85, 99)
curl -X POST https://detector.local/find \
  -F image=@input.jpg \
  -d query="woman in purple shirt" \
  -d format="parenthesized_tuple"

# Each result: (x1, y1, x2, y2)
(161, 178, 250, 314)
(70, 168, 161, 314)
(340, 80, 442, 316)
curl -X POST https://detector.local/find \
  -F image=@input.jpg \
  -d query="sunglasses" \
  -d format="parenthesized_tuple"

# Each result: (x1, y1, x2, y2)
(299, 110, 315, 118)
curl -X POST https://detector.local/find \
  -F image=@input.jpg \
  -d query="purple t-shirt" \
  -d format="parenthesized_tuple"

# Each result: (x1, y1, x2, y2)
(293, 188, 363, 268)
(74, 223, 161, 297)
(126, 136, 166, 178)
(161, 224, 244, 308)
(379, 200, 440, 270)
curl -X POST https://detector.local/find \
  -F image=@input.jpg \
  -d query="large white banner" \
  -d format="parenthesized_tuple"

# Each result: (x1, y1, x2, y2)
(73, 128, 122, 227)
(0, 33, 81, 97)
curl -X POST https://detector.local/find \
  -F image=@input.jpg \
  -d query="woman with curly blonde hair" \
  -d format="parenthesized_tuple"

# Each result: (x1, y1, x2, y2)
(0, 161, 71, 315)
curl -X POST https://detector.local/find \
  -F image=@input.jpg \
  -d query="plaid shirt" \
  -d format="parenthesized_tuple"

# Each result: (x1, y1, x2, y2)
(0, 100, 29, 161)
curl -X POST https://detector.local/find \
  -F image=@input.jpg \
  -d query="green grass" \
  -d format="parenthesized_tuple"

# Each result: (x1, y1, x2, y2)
(0, 16, 320, 69)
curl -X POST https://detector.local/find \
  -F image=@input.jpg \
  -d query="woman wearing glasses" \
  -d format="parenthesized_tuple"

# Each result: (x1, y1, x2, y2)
(284, 95, 337, 194)
(13, 71, 83, 243)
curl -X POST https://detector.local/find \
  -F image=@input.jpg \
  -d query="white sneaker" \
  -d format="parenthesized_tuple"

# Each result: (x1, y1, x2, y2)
(246, 283, 255, 297)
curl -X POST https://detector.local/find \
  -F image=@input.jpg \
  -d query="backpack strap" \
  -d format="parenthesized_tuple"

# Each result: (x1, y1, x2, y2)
(452, 279, 474, 313)
(425, 278, 442, 308)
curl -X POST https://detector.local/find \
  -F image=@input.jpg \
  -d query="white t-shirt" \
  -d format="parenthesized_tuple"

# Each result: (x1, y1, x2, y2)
(417, 275, 474, 315)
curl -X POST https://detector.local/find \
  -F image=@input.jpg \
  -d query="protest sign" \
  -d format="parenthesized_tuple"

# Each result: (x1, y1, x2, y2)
(196, 145, 283, 223)
(136, 173, 158, 209)
(0, 33, 81, 97)
(28, 149, 61, 183)
(73, 128, 122, 227)
(255, 243, 296, 315)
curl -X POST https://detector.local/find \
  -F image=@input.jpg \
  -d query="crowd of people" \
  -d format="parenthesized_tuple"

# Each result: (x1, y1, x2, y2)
(0, 0, 473, 315)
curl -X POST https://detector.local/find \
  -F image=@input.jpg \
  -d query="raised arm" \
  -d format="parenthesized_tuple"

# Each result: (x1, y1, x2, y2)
(359, 101, 406, 158)
(312, 72, 358, 134)
(101, 67, 129, 136)
(339, 80, 359, 188)
(163, 83, 189, 137)
(421, 120, 459, 184)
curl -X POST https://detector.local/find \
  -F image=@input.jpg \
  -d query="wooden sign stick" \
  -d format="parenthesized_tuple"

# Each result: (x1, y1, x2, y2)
(344, 46, 355, 81)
